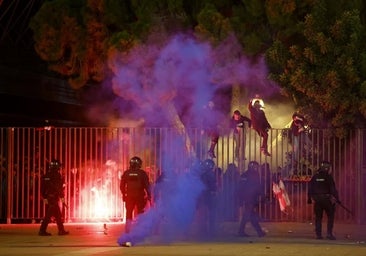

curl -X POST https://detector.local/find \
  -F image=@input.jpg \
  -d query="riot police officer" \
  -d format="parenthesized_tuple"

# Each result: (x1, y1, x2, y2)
(39, 159, 69, 236)
(237, 161, 266, 237)
(120, 156, 151, 233)
(198, 159, 218, 236)
(308, 161, 340, 240)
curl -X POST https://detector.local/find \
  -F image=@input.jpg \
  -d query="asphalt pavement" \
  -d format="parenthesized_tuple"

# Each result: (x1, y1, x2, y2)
(1, 221, 365, 256)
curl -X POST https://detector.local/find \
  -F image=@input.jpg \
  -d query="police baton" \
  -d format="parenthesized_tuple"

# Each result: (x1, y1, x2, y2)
(336, 201, 353, 216)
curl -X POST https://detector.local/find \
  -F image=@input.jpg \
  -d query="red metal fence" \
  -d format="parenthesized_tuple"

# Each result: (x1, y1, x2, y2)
(0, 127, 365, 224)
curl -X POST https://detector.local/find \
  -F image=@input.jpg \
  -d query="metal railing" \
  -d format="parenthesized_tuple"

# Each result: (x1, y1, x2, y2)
(0, 127, 365, 224)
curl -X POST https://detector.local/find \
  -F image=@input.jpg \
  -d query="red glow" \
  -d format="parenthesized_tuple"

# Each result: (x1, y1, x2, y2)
(70, 160, 124, 222)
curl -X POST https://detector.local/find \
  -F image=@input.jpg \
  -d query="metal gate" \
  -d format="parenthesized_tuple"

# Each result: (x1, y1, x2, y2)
(0, 127, 365, 224)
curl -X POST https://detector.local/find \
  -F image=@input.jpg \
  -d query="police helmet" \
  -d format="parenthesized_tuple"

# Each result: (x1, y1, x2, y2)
(248, 161, 259, 170)
(49, 159, 62, 172)
(130, 156, 142, 169)
(320, 161, 331, 172)
(202, 159, 215, 171)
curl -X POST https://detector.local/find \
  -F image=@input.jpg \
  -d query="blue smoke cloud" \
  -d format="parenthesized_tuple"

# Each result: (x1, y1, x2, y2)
(112, 33, 281, 246)
(109, 33, 280, 128)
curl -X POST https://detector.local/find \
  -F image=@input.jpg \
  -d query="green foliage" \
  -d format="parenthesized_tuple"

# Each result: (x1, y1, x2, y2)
(195, 4, 232, 43)
(29, 0, 87, 84)
(103, 0, 137, 27)
(30, 0, 85, 60)
(267, 2, 366, 133)
(109, 31, 138, 51)
(242, 33, 264, 55)
(229, 0, 271, 55)
(29, 0, 366, 132)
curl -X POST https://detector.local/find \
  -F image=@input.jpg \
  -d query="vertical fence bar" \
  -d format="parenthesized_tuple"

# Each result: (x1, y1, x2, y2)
(359, 129, 366, 224)
(0, 128, 5, 221)
(6, 128, 13, 223)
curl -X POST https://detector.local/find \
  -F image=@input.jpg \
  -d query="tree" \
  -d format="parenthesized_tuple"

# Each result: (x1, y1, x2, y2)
(266, 0, 366, 136)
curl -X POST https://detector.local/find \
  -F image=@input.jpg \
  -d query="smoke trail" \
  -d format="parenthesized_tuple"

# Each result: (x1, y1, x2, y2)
(111, 32, 284, 245)
(106, 32, 281, 129)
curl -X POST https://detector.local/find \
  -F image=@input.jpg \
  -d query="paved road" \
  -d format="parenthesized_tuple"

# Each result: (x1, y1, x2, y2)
(1, 222, 365, 256)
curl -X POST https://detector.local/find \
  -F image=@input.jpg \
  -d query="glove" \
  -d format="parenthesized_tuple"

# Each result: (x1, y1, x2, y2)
(307, 198, 312, 204)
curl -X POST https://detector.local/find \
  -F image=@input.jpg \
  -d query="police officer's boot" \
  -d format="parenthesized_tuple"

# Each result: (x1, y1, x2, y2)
(237, 218, 249, 237)
(315, 226, 323, 239)
(58, 230, 70, 236)
(326, 233, 336, 240)
(326, 228, 336, 240)
(56, 219, 69, 235)
(39, 230, 51, 236)
(39, 220, 51, 236)
(252, 221, 266, 237)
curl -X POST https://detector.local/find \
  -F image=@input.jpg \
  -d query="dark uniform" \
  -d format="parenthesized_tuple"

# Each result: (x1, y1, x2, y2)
(120, 156, 151, 233)
(203, 101, 226, 159)
(203, 102, 220, 159)
(290, 113, 307, 137)
(308, 161, 339, 240)
(39, 159, 69, 236)
(290, 112, 312, 158)
(248, 99, 271, 156)
(237, 161, 266, 237)
(198, 159, 218, 236)
(230, 110, 251, 159)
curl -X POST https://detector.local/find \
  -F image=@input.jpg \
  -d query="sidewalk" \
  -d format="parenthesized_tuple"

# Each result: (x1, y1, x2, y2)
(1, 221, 365, 256)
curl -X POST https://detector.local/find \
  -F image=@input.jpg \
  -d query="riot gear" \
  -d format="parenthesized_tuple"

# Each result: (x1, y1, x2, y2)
(238, 160, 265, 237)
(49, 159, 61, 172)
(248, 161, 259, 170)
(129, 156, 142, 170)
(199, 158, 218, 236)
(121, 156, 151, 233)
(202, 159, 215, 171)
(320, 161, 331, 172)
(39, 159, 68, 236)
(308, 160, 339, 240)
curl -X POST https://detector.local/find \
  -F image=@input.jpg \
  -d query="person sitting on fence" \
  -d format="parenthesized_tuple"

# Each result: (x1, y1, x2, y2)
(248, 97, 271, 156)
(290, 112, 312, 158)
(203, 101, 226, 159)
(230, 110, 251, 159)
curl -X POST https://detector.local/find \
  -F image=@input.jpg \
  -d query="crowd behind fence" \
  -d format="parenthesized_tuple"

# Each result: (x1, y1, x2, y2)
(0, 127, 365, 224)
